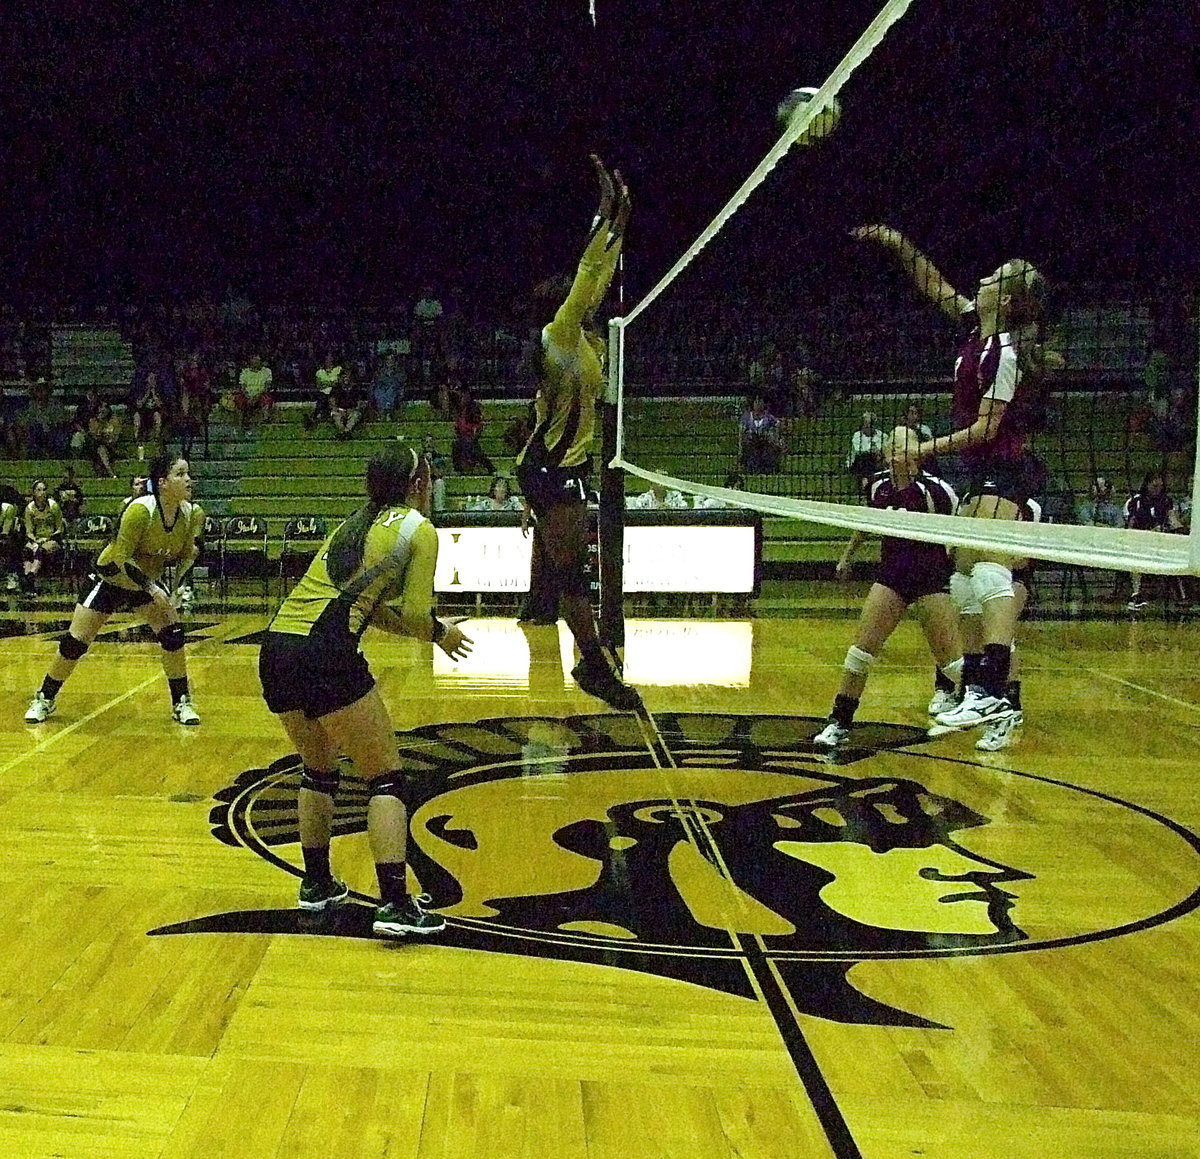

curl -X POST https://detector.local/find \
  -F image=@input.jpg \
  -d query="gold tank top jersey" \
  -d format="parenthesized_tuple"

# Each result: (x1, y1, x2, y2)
(25, 500, 64, 540)
(95, 495, 205, 590)
(269, 506, 433, 642)
(517, 218, 622, 470)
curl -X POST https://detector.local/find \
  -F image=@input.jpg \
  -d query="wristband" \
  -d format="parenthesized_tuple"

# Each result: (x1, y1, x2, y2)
(431, 615, 448, 644)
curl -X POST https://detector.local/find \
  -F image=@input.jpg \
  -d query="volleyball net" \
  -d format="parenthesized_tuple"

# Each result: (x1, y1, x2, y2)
(606, 0, 1199, 578)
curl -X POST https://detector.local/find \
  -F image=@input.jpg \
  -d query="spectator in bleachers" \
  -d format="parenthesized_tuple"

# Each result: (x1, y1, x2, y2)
(1124, 471, 1187, 611)
(55, 465, 85, 523)
(176, 353, 216, 458)
(451, 386, 495, 474)
(413, 284, 444, 391)
(305, 350, 342, 430)
(128, 369, 170, 459)
(120, 475, 149, 515)
(903, 403, 932, 441)
(22, 479, 65, 593)
(1, 486, 19, 591)
(370, 351, 406, 419)
(234, 353, 275, 427)
(627, 478, 688, 510)
(0, 382, 20, 458)
(1075, 475, 1123, 527)
(330, 368, 366, 439)
(18, 377, 71, 459)
(470, 476, 523, 512)
(421, 435, 449, 512)
(694, 471, 745, 509)
(739, 394, 784, 473)
(845, 410, 884, 495)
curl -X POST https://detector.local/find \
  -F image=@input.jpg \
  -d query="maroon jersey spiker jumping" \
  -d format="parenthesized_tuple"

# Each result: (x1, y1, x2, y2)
(868, 470, 958, 590)
(952, 305, 1028, 465)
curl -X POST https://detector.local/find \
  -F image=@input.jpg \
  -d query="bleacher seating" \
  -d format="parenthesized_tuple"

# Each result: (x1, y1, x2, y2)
(0, 389, 1184, 609)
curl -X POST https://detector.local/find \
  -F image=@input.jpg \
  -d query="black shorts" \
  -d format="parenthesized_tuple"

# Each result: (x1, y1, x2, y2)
(79, 574, 153, 614)
(877, 561, 951, 606)
(961, 454, 1045, 508)
(259, 630, 375, 720)
(516, 458, 591, 519)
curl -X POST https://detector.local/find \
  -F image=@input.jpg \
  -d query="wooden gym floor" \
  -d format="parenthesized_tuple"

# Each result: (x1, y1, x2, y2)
(0, 603, 1197, 1159)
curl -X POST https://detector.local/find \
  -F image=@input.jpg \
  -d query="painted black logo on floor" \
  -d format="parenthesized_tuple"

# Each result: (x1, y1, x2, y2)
(150, 711, 1200, 1033)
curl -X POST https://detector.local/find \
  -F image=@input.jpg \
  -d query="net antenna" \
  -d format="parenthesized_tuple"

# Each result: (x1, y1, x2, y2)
(605, 0, 1200, 580)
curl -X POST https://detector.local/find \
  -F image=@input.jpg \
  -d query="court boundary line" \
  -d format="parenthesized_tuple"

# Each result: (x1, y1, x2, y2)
(1, 672, 163, 776)
(1086, 670, 1200, 715)
(632, 701, 865, 1159)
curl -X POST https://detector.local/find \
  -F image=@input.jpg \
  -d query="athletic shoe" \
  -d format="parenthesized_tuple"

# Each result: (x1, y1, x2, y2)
(171, 694, 201, 726)
(298, 876, 349, 911)
(24, 691, 56, 724)
(4, 574, 17, 592)
(927, 689, 959, 716)
(373, 894, 447, 938)
(812, 721, 849, 747)
(571, 658, 641, 711)
(1126, 598, 1149, 612)
(976, 711, 1024, 752)
(178, 585, 194, 611)
(935, 688, 1013, 729)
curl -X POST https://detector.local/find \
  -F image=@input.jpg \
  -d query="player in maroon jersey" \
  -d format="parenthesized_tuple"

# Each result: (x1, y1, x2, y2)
(852, 226, 1047, 734)
(814, 426, 964, 748)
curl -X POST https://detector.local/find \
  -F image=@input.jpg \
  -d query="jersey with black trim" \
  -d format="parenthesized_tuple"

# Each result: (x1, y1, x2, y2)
(94, 495, 204, 590)
(1124, 491, 1176, 531)
(268, 506, 434, 643)
(868, 470, 958, 578)
(952, 304, 1030, 466)
(25, 499, 65, 541)
(517, 216, 622, 471)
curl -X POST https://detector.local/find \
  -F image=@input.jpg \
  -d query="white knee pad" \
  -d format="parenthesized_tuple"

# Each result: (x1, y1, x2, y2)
(971, 561, 1014, 604)
(843, 645, 875, 675)
(949, 572, 982, 616)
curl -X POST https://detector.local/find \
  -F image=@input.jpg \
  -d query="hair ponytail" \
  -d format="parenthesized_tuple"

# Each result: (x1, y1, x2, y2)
(326, 444, 420, 587)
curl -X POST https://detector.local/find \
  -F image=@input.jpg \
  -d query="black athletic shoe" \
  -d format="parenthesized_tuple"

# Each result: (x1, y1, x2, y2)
(571, 658, 641, 711)
(373, 894, 447, 938)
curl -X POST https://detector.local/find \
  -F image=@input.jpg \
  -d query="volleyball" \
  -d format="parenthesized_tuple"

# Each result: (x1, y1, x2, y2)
(776, 86, 841, 141)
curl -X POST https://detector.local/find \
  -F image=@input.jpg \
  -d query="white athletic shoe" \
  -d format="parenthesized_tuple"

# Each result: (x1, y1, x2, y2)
(25, 691, 56, 724)
(813, 721, 850, 748)
(935, 688, 1013, 729)
(171, 694, 201, 726)
(927, 689, 959, 716)
(4, 574, 18, 592)
(976, 711, 1024, 751)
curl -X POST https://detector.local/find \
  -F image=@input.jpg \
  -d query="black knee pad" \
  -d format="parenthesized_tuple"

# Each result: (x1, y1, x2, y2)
(299, 766, 341, 797)
(157, 623, 186, 652)
(58, 633, 90, 661)
(368, 771, 408, 806)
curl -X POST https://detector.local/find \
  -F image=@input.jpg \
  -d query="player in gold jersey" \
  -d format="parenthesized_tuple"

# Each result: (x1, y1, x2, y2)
(515, 155, 639, 710)
(21, 480, 65, 594)
(24, 454, 205, 725)
(259, 444, 472, 938)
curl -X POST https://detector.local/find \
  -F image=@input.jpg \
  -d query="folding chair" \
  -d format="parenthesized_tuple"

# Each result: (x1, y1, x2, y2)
(279, 516, 328, 595)
(66, 514, 115, 584)
(220, 515, 271, 604)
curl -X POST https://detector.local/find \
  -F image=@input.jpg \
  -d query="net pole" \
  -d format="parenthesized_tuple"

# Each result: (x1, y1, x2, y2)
(598, 316, 626, 651)
(1190, 302, 1200, 575)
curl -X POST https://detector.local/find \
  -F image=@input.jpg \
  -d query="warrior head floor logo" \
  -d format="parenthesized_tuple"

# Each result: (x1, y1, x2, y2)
(151, 711, 1200, 1033)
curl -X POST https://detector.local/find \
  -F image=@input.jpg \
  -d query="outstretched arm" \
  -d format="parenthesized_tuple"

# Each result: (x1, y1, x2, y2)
(851, 224, 968, 322)
(548, 156, 629, 341)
